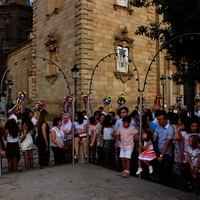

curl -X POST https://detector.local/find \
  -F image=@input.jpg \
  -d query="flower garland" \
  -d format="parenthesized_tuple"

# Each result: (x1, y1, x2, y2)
(63, 95, 73, 113)
(34, 100, 46, 112)
(103, 95, 112, 106)
(175, 94, 184, 108)
(176, 94, 184, 102)
(14, 90, 26, 114)
(154, 93, 163, 109)
(82, 95, 93, 105)
(195, 93, 200, 102)
(117, 94, 126, 106)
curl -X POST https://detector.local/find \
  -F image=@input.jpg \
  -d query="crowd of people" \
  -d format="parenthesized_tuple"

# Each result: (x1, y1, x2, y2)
(0, 105, 200, 195)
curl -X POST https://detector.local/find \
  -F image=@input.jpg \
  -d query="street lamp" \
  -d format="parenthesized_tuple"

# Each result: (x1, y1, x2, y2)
(71, 64, 80, 111)
(8, 80, 14, 89)
(7, 80, 14, 103)
(160, 75, 166, 110)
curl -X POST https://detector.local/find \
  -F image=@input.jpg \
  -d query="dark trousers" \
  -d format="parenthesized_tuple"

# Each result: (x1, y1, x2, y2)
(38, 147, 50, 166)
(97, 146, 104, 165)
(52, 146, 65, 165)
(154, 154, 174, 184)
(65, 140, 73, 163)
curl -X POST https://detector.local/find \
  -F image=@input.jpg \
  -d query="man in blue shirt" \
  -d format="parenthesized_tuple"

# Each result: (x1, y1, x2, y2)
(153, 110, 174, 183)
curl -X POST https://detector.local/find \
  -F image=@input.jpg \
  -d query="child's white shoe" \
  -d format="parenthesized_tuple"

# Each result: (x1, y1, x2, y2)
(136, 168, 143, 175)
(149, 165, 153, 174)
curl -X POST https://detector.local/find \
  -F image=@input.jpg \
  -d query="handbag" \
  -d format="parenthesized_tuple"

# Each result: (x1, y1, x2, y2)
(33, 136, 39, 147)
(33, 128, 39, 147)
(79, 133, 87, 137)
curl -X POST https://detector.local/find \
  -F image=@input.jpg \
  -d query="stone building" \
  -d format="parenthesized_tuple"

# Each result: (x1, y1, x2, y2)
(4, 0, 184, 118)
(0, 0, 32, 107)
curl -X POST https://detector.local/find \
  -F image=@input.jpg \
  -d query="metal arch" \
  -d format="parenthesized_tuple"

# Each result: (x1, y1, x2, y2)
(142, 32, 200, 92)
(88, 53, 140, 94)
(0, 55, 71, 94)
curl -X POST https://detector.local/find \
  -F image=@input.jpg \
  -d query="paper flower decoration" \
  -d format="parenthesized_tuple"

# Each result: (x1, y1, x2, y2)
(63, 95, 73, 106)
(117, 94, 126, 105)
(82, 95, 93, 105)
(103, 95, 112, 106)
(176, 94, 183, 102)
(195, 93, 200, 102)
(34, 100, 46, 112)
(154, 93, 162, 103)
(13, 90, 27, 114)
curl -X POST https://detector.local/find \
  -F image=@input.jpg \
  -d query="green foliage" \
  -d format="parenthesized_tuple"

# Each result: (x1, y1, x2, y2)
(130, 0, 151, 7)
(131, 0, 200, 84)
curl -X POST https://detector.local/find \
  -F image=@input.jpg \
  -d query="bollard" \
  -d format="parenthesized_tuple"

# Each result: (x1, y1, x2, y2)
(78, 141, 86, 164)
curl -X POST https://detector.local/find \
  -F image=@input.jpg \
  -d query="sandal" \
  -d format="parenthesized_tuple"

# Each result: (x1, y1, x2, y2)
(84, 154, 89, 159)
(73, 155, 79, 159)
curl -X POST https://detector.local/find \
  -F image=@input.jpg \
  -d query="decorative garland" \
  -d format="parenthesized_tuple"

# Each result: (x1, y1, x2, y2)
(13, 90, 26, 114)
(175, 94, 184, 108)
(103, 95, 112, 106)
(34, 100, 46, 113)
(154, 93, 163, 109)
(176, 94, 184, 102)
(63, 94, 73, 114)
(195, 93, 200, 102)
(117, 94, 126, 107)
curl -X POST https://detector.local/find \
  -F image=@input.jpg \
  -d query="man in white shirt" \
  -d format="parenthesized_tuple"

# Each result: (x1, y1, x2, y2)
(29, 111, 37, 125)
(61, 113, 72, 163)
(8, 109, 17, 123)
(99, 106, 107, 115)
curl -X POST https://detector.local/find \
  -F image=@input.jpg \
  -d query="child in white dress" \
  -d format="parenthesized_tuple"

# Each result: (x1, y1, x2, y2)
(136, 129, 156, 175)
(187, 135, 200, 195)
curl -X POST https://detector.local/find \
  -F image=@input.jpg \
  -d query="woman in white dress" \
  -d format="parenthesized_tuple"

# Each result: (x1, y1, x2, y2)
(20, 112, 34, 169)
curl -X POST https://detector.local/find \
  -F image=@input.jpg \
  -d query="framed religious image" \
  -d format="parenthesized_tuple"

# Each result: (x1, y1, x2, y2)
(116, 0, 128, 7)
(117, 46, 129, 73)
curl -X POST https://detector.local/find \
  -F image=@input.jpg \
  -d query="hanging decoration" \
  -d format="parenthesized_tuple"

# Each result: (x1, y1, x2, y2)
(117, 94, 126, 108)
(34, 100, 47, 119)
(175, 94, 184, 108)
(154, 93, 163, 109)
(195, 92, 200, 102)
(63, 95, 73, 114)
(34, 100, 46, 112)
(82, 94, 93, 116)
(102, 95, 112, 112)
(12, 90, 26, 114)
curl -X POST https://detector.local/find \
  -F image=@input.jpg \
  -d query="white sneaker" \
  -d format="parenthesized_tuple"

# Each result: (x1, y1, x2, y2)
(136, 168, 143, 175)
(149, 165, 153, 174)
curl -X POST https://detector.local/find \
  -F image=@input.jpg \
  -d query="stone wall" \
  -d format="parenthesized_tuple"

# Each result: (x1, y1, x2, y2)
(3, 0, 183, 118)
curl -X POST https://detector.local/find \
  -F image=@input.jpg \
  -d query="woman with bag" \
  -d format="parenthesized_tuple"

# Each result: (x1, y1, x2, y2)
(74, 111, 88, 160)
(51, 117, 65, 165)
(20, 112, 34, 169)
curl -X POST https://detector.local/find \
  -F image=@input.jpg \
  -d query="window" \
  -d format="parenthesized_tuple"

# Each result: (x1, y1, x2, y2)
(117, 46, 129, 73)
(116, 0, 128, 7)
(114, 0, 133, 15)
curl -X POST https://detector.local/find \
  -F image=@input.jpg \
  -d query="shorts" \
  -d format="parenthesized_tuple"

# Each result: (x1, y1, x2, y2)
(119, 149, 133, 159)
(74, 134, 87, 139)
